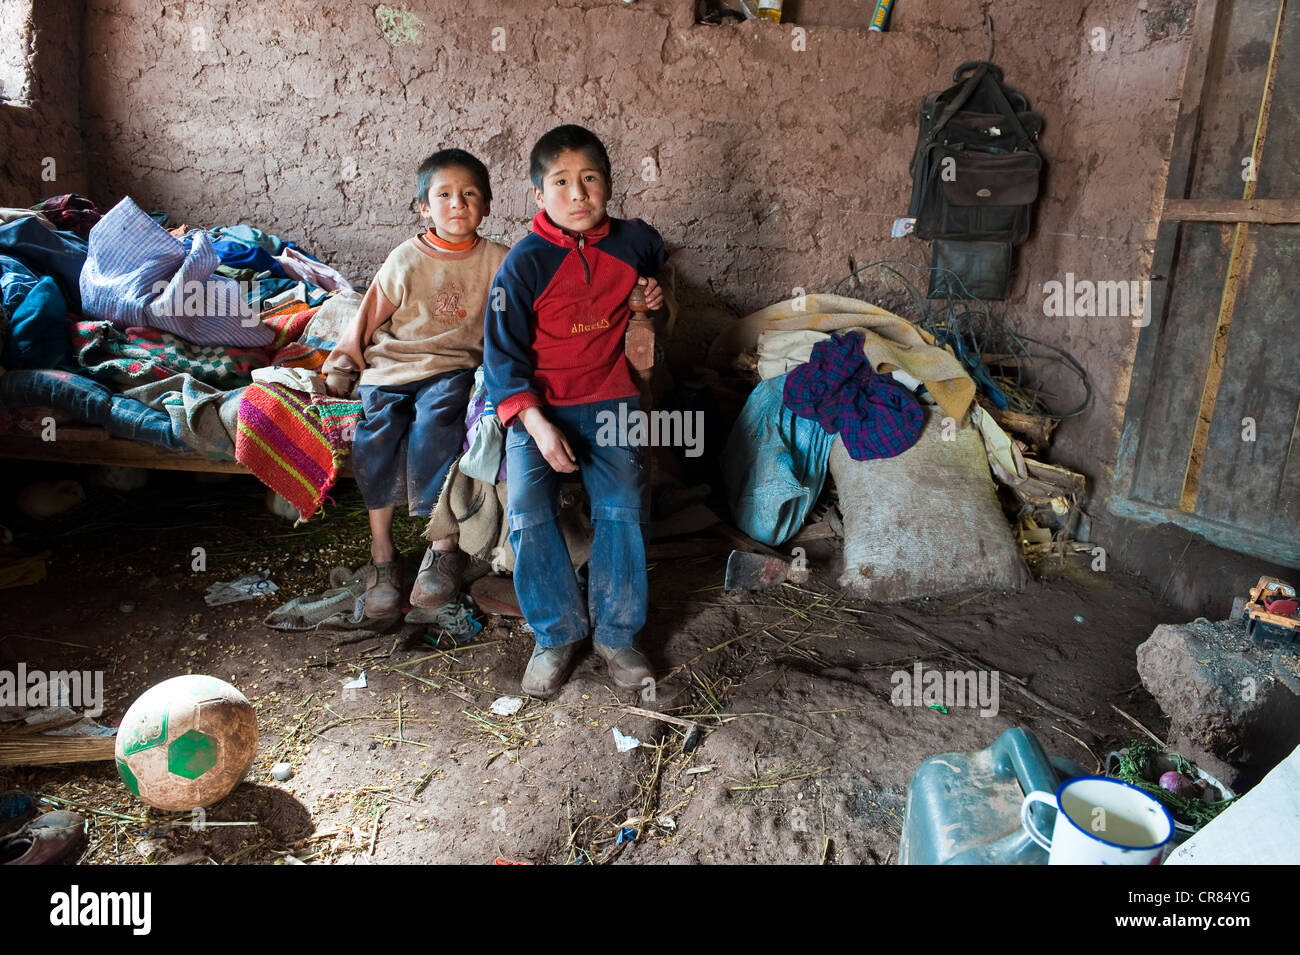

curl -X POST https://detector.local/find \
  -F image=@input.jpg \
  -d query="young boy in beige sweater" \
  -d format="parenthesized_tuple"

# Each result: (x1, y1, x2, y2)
(324, 148, 509, 617)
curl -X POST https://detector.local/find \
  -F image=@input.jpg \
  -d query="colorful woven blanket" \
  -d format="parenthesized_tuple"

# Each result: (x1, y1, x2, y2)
(236, 382, 361, 521)
(270, 340, 328, 373)
(72, 320, 266, 389)
(260, 301, 318, 351)
(311, 393, 362, 453)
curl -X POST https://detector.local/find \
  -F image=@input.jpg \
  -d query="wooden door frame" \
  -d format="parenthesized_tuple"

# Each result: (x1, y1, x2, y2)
(1109, 0, 1300, 566)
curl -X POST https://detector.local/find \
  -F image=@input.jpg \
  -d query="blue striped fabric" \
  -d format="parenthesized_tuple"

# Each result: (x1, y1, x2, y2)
(79, 197, 273, 347)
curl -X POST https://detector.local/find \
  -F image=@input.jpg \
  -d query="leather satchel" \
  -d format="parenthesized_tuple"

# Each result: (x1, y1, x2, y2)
(907, 62, 1045, 299)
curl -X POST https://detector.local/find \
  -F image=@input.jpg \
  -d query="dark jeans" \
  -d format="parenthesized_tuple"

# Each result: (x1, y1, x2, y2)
(506, 397, 648, 650)
(352, 368, 473, 517)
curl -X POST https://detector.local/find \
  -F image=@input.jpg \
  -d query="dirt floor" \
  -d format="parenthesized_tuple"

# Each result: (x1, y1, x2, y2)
(0, 468, 1187, 865)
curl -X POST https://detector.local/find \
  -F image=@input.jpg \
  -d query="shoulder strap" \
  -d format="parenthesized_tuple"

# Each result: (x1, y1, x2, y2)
(978, 70, 1036, 148)
(924, 63, 989, 145)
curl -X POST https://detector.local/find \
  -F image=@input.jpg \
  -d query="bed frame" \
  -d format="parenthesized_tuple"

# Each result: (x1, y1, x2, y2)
(0, 405, 351, 476)
(0, 320, 662, 478)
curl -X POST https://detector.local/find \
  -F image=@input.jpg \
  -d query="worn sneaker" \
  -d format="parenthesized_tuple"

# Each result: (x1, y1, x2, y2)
(0, 810, 85, 865)
(593, 643, 653, 689)
(409, 548, 469, 610)
(364, 560, 402, 618)
(521, 642, 581, 699)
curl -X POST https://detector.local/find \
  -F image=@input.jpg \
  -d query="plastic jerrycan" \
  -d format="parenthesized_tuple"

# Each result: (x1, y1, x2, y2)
(900, 727, 1087, 864)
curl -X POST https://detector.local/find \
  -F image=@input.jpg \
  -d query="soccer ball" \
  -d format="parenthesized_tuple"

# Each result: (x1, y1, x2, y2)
(114, 675, 259, 811)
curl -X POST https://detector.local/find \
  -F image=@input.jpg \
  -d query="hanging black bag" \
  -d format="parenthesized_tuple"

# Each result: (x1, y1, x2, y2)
(907, 61, 1044, 299)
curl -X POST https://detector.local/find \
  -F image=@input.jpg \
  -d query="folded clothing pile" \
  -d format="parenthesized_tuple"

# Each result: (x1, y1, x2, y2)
(0, 192, 358, 460)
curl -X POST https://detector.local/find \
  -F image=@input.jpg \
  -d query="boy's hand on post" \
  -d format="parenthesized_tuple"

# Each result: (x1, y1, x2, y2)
(519, 406, 578, 473)
(636, 275, 664, 313)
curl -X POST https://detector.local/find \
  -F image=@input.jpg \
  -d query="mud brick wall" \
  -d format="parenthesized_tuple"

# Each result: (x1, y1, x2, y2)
(11, 0, 1268, 607)
(0, 0, 87, 200)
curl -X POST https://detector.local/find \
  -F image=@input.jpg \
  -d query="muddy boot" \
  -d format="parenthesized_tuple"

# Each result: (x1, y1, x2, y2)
(409, 548, 470, 610)
(364, 560, 403, 618)
(521, 642, 581, 699)
(593, 644, 653, 690)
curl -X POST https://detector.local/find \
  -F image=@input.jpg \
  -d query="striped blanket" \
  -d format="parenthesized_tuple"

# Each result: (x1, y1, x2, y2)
(79, 196, 275, 347)
(236, 382, 362, 521)
(260, 301, 319, 351)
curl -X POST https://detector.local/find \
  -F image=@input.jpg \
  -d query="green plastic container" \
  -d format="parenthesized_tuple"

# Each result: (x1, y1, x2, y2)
(900, 727, 1087, 864)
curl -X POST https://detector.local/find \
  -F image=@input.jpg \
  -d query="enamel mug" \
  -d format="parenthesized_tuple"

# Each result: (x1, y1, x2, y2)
(1020, 776, 1175, 865)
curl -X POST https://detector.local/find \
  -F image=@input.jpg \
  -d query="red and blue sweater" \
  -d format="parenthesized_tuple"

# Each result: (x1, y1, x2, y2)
(484, 210, 668, 426)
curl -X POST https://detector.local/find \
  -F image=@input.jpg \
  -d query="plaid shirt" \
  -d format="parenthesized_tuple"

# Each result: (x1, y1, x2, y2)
(782, 330, 925, 461)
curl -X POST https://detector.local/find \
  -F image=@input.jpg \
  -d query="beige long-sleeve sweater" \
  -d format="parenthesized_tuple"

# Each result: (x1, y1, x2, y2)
(324, 233, 509, 387)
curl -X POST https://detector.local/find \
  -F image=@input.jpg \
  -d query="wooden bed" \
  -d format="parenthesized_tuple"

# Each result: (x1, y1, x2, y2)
(0, 310, 662, 479)
(0, 405, 352, 476)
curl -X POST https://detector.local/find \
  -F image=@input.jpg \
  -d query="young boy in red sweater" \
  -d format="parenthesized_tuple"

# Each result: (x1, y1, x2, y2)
(484, 125, 669, 697)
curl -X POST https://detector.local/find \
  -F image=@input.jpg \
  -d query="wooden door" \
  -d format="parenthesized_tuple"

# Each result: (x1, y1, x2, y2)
(1110, 0, 1300, 566)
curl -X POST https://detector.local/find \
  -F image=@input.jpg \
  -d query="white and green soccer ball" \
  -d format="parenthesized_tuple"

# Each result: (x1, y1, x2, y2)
(115, 675, 259, 811)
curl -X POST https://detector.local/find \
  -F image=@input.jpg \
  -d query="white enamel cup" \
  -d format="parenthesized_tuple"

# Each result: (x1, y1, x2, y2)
(1020, 776, 1175, 865)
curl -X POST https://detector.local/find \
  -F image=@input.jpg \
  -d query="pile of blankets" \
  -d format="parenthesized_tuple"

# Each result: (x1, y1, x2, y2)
(0, 193, 363, 520)
(722, 294, 979, 545)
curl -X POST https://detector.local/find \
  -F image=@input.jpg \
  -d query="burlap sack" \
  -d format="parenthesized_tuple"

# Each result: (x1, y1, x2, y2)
(833, 412, 1029, 601)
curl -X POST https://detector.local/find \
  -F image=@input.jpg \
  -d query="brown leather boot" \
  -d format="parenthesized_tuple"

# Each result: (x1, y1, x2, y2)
(409, 548, 469, 610)
(521, 641, 581, 698)
(593, 644, 654, 690)
(363, 560, 403, 618)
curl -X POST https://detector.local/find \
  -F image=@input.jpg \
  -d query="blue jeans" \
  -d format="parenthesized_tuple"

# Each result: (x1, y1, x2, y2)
(506, 397, 648, 650)
(353, 369, 474, 517)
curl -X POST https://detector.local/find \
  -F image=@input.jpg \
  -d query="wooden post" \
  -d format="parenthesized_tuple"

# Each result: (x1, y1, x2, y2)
(625, 284, 655, 408)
